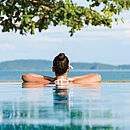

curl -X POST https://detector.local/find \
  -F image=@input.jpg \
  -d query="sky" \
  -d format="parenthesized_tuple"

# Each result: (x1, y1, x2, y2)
(0, 6, 130, 65)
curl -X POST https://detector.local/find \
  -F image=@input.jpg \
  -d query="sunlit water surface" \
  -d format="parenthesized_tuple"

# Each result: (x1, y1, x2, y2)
(0, 82, 130, 129)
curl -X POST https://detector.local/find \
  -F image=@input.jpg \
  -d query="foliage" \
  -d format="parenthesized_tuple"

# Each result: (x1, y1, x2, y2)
(0, 0, 130, 36)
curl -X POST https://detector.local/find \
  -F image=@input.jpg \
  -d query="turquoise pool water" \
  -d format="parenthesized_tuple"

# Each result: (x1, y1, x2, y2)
(0, 82, 130, 129)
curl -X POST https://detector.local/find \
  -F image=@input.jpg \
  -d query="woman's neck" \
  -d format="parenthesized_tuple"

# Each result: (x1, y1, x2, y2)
(56, 73, 67, 80)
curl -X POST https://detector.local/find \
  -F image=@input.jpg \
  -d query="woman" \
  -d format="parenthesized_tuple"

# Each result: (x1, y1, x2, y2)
(22, 53, 101, 85)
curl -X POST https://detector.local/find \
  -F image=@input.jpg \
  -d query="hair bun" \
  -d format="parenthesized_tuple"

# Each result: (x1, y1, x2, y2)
(58, 53, 65, 61)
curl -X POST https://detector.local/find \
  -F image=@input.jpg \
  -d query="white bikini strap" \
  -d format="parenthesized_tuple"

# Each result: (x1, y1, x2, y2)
(55, 79, 69, 85)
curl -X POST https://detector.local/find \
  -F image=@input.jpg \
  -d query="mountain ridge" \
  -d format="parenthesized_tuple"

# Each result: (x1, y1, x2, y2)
(0, 59, 130, 70)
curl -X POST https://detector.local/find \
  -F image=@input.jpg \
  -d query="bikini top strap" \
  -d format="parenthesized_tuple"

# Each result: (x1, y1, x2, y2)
(55, 79, 69, 85)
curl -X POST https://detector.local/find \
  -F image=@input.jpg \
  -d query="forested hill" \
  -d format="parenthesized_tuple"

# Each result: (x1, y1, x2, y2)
(0, 60, 130, 70)
(0, 60, 52, 70)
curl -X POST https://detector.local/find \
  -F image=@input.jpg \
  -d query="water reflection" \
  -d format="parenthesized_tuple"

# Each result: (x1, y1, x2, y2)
(53, 88, 69, 111)
(0, 82, 130, 129)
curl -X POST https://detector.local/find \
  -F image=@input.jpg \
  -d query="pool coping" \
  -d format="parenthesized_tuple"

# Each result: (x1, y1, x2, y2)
(0, 81, 130, 83)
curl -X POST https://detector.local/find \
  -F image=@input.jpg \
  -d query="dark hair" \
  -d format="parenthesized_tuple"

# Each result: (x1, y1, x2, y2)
(53, 53, 69, 76)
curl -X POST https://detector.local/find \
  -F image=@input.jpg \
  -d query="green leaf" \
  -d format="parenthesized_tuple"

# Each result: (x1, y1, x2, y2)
(25, 18, 28, 24)
(121, 17, 124, 23)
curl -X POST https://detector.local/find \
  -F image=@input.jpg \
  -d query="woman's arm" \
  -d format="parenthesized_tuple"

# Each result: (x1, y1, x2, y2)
(22, 82, 48, 88)
(68, 74, 101, 84)
(22, 73, 55, 84)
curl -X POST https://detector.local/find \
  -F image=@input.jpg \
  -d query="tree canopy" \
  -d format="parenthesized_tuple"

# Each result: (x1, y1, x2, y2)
(0, 0, 130, 36)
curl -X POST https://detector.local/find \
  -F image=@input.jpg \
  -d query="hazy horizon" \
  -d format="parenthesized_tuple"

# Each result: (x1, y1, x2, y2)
(1, 59, 130, 66)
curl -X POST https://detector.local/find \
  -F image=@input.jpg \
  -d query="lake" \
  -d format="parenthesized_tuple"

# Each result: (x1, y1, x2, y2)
(0, 70, 130, 129)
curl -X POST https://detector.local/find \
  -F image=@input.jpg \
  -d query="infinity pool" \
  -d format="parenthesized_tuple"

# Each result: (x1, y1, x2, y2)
(0, 82, 130, 129)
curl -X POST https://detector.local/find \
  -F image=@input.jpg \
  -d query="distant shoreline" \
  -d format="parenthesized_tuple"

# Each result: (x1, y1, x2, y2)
(0, 59, 130, 70)
(1, 70, 130, 71)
